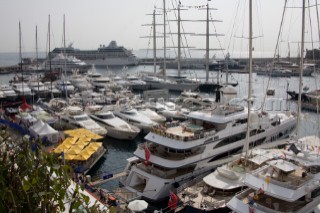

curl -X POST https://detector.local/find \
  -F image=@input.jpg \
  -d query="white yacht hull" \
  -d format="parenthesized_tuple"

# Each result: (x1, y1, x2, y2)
(120, 118, 296, 202)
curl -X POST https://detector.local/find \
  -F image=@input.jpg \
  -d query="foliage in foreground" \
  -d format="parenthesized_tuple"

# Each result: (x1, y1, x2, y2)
(0, 128, 106, 213)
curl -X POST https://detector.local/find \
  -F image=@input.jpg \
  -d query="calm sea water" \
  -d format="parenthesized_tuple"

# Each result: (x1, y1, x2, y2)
(1, 53, 320, 194)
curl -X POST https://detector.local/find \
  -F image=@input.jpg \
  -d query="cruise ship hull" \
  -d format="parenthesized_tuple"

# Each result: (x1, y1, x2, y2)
(84, 58, 138, 67)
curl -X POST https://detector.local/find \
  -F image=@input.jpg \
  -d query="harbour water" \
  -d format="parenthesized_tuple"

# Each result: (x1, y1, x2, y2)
(1, 55, 320, 205)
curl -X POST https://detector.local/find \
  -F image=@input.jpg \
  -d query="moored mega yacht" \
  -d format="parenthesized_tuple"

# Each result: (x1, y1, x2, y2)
(118, 104, 296, 202)
(227, 136, 320, 213)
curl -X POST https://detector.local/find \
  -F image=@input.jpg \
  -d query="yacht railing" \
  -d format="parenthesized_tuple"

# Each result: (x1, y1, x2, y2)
(150, 122, 216, 142)
(251, 165, 314, 190)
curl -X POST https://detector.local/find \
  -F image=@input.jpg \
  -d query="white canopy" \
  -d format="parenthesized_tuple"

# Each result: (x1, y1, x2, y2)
(29, 120, 45, 132)
(267, 159, 298, 173)
(38, 123, 58, 136)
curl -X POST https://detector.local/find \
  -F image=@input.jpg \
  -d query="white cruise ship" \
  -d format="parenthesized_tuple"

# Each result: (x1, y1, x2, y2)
(51, 41, 139, 67)
(118, 104, 296, 202)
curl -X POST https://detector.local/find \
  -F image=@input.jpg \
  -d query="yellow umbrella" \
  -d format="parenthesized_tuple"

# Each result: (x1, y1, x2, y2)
(76, 140, 90, 147)
(74, 151, 92, 161)
(54, 143, 72, 154)
(62, 137, 78, 144)
(86, 142, 103, 152)
(59, 153, 76, 160)
(65, 128, 103, 140)
(66, 144, 85, 155)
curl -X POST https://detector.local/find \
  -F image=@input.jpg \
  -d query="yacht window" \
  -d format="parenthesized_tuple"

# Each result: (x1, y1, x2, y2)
(122, 111, 136, 115)
(98, 114, 115, 119)
(75, 116, 89, 121)
(215, 132, 246, 148)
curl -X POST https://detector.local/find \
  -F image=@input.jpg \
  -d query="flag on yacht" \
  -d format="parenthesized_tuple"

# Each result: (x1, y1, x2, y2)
(144, 143, 150, 165)
(168, 191, 178, 209)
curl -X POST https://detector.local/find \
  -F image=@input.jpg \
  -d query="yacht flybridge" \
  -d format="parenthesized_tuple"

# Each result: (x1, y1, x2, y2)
(119, 104, 296, 202)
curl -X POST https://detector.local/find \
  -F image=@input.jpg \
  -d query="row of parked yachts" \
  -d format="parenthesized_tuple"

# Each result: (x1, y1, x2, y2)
(4, 66, 320, 212)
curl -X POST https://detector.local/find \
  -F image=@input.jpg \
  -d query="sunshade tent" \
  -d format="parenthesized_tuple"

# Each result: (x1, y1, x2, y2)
(62, 137, 78, 144)
(64, 128, 103, 140)
(54, 143, 72, 154)
(59, 153, 76, 160)
(127, 200, 148, 212)
(86, 142, 103, 152)
(66, 144, 86, 155)
(73, 152, 91, 161)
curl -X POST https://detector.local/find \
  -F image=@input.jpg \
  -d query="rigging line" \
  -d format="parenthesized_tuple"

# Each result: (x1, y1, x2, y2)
(144, 25, 153, 59)
(169, 0, 178, 58)
(316, 0, 320, 47)
(227, 0, 242, 53)
(172, 0, 191, 59)
(256, 0, 265, 59)
(308, 0, 320, 135)
(261, 0, 288, 112)
(238, 0, 247, 59)
(209, 12, 226, 58)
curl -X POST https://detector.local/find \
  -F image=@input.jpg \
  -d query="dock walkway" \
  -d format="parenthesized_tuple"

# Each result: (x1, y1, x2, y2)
(90, 172, 127, 186)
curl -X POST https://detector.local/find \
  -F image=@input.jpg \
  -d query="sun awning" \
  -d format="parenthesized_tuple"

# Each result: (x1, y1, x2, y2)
(267, 159, 298, 173)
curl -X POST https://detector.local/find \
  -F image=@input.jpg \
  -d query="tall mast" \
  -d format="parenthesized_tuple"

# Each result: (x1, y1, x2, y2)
(297, 0, 306, 139)
(19, 22, 24, 97)
(177, 1, 181, 77)
(163, 0, 166, 80)
(36, 25, 39, 104)
(63, 14, 68, 101)
(48, 15, 53, 98)
(205, 2, 209, 83)
(244, 0, 253, 160)
(153, 10, 157, 73)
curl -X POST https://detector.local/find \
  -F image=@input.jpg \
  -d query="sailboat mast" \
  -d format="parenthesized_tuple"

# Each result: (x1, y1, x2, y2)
(244, 0, 253, 160)
(153, 10, 157, 74)
(48, 15, 53, 98)
(36, 25, 39, 104)
(63, 14, 68, 101)
(177, 1, 181, 77)
(297, 0, 306, 139)
(205, 2, 209, 83)
(163, 0, 167, 80)
(19, 22, 24, 97)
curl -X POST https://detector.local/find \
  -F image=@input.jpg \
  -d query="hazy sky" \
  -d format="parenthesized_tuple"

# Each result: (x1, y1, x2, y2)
(0, 0, 319, 58)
